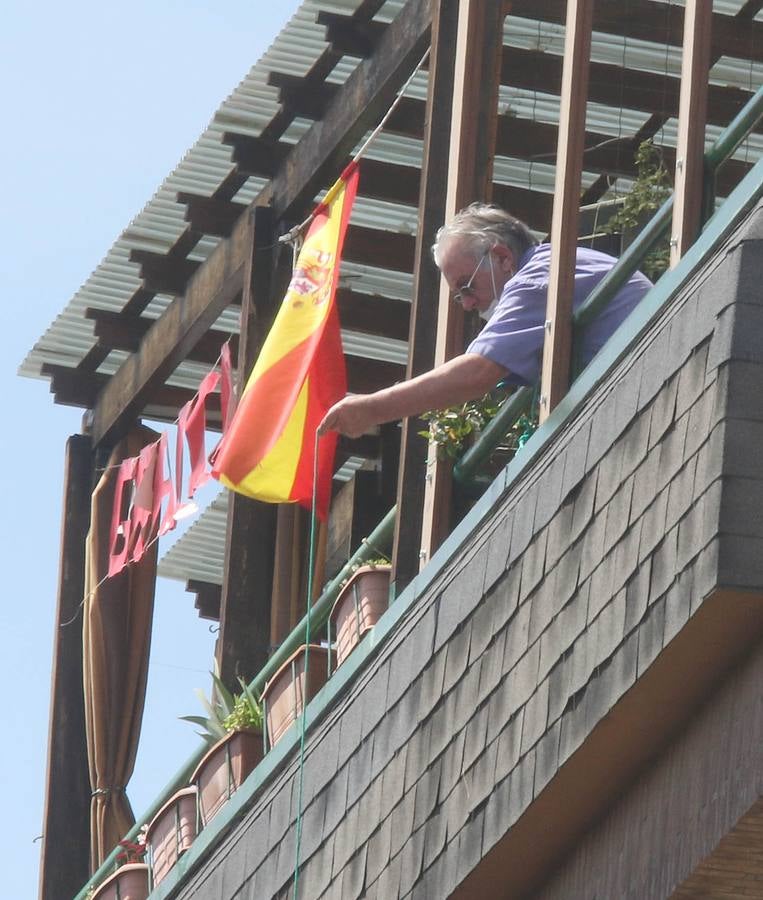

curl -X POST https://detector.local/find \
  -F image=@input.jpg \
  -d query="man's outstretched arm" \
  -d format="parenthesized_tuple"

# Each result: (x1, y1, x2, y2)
(319, 352, 508, 438)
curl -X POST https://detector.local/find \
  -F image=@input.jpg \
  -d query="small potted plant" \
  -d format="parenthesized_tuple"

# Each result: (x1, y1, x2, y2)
(261, 643, 334, 749)
(145, 786, 197, 886)
(90, 830, 149, 900)
(184, 670, 264, 827)
(330, 558, 391, 667)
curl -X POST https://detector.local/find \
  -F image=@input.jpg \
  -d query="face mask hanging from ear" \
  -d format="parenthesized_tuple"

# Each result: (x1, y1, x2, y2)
(478, 251, 503, 321)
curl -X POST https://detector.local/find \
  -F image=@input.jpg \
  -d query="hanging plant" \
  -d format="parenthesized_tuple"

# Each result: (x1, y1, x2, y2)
(419, 387, 537, 462)
(601, 139, 672, 281)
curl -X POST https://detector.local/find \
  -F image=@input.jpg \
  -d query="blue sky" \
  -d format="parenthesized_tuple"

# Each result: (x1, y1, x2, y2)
(1, 3, 300, 896)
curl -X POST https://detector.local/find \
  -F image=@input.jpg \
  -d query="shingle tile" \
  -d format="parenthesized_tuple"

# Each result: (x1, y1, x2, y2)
(464, 739, 499, 815)
(637, 596, 666, 676)
(684, 383, 716, 460)
(594, 439, 624, 515)
(506, 639, 540, 711)
(631, 443, 662, 524)
(534, 454, 566, 532)
(561, 419, 591, 502)
(692, 423, 725, 499)
(638, 489, 669, 565)
(603, 475, 635, 556)
(621, 408, 652, 480)
(579, 509, 607, 584)
(365, 815, 392, 888)
(455, 809, 485, 886)
(422, 806, 448, 871)
(546, 499, 574, 572)
(404, 719, 433, 792)
(417, 646, 447, 723)
(482, 775, 512, 854)
(647, 371, 679, 450)
(346, 737, 373, 809)
(692, 536, 719, 613)
(438, 729, 466, 799)
(490, 562, 522, 635)
(380, 749, 408, 823)
(389, 787, 417, 859)
(442, 621, 472, 695)
(483, 511, 514, 594)
(534, 719, 561, 795)
(624, 556, 651, 635)
(520, 679, 550, 755)
(675, 343, 709, 419)
(507, 749, 536, 828)
(665, 457, 698, 533)
(664, 566, 694, 644)
(649, 527, 678, 602)
(502, 600, 532, 677)
(656, 416, 689, 491)
(361, 662, 390, 740)
(398, 825, 425, 897)
(332, 803, 359, 878)
(322, 764, 350, 838)
(412, 759, 441, 832)
(508, 482, 539, 563)
(570, 471, 598, 544)
(519, 529, 549, 605)
(477, 629, 507, 703)
(462, 703, 489, 773)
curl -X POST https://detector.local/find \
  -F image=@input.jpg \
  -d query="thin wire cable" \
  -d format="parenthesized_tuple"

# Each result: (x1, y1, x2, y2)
(292, 431, 321, 899)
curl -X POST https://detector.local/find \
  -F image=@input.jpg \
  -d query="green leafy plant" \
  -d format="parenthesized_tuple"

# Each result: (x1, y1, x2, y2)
(601, 139, 672, 281)
(181, 666, 263, 745)
(419, 387, 537, 462)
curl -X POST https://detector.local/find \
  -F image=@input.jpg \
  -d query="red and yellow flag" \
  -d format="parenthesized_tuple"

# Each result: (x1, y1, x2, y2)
(212, 162, 359, 519)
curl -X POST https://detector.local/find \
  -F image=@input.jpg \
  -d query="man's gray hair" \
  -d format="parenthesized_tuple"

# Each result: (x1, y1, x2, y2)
(432, 202, 538, 265)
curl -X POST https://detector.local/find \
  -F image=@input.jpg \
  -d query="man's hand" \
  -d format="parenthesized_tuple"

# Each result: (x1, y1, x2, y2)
(319, 395, 376, 438)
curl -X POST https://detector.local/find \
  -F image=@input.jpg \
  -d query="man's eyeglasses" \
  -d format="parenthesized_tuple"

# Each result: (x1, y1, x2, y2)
(452, 250, 489, 305)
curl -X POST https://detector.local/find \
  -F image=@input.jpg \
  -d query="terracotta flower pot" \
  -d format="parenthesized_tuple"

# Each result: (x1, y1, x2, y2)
(146, 786, 197, 886)
(262, 644, 333, 748)
(91, 863, 149, 900)
(330, 565, 390, 666)
(190, 728, 263, 826)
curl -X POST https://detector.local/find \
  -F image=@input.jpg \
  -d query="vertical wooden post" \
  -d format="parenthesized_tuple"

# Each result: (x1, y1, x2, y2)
(417, 0, 509, 570)
(539, 0, 594, 422)
(217, 207, 279, 690)
(670, 0, 712, 267)
(390, 0, 459, 595)
(39, 434, 93, 900)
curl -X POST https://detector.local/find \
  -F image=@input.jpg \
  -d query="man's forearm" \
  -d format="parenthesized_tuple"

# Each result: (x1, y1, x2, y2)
(368, 353, 506, 421)
(319, 352, 508, 437)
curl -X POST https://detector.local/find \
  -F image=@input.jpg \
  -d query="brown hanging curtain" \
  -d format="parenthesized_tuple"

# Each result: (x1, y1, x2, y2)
(82, 426, 159, 871)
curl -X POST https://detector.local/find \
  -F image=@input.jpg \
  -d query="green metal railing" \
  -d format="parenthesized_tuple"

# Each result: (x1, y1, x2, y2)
(76, 79, 763, 900)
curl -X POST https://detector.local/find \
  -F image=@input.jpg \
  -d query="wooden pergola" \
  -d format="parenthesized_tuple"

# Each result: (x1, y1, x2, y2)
(30, 1, 763, 895)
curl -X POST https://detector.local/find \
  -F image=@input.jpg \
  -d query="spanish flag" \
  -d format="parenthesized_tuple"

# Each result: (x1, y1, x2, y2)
(212, 163, 359, 520)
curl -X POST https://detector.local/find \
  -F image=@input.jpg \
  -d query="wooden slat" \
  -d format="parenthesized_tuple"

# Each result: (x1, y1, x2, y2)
(670, 0, 713, 267)
(39, 434, 93, 900)
(217, 207, 278, 690)
(419, 0, 509, 568)
(89, 0, 431, 448)
(389, 0, 459, 596)
(539, 0, 594, 421)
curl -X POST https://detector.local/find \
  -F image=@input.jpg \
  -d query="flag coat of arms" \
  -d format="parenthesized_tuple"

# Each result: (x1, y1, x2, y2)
(212, 162, 359, 519)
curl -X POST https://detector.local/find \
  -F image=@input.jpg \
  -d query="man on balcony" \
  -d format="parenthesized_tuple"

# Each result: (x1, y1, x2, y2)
(320, 203, 651, 439)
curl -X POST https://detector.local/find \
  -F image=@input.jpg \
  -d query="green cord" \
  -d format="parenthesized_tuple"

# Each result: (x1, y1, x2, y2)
(292, 431, 321, 898)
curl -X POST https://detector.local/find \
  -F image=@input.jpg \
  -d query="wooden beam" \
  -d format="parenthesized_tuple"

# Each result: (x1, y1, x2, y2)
(39, 434, 93, 900)
(129, 249, 201, 297)
(267, 0, 431, 221)
(336, 289, 410, 342)
(419, 0, 509, 569)
(670, 0, 712, 267)
(85, 308, 239, 365)
(177, 193, 248, 239)
(510, 0, 763, 63)
(187, 580, 222, 622)
(539, 0, 594, 421)
(389, 0, 458, 596)
(217, 207, 279, 690)
(89, 0, 431, 449)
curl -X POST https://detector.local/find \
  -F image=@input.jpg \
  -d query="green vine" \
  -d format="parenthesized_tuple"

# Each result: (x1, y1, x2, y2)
(601, 139, 672, 281)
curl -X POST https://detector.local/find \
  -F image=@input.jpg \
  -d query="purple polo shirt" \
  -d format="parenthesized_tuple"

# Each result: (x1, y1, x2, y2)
(467, 244, 652, 386)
